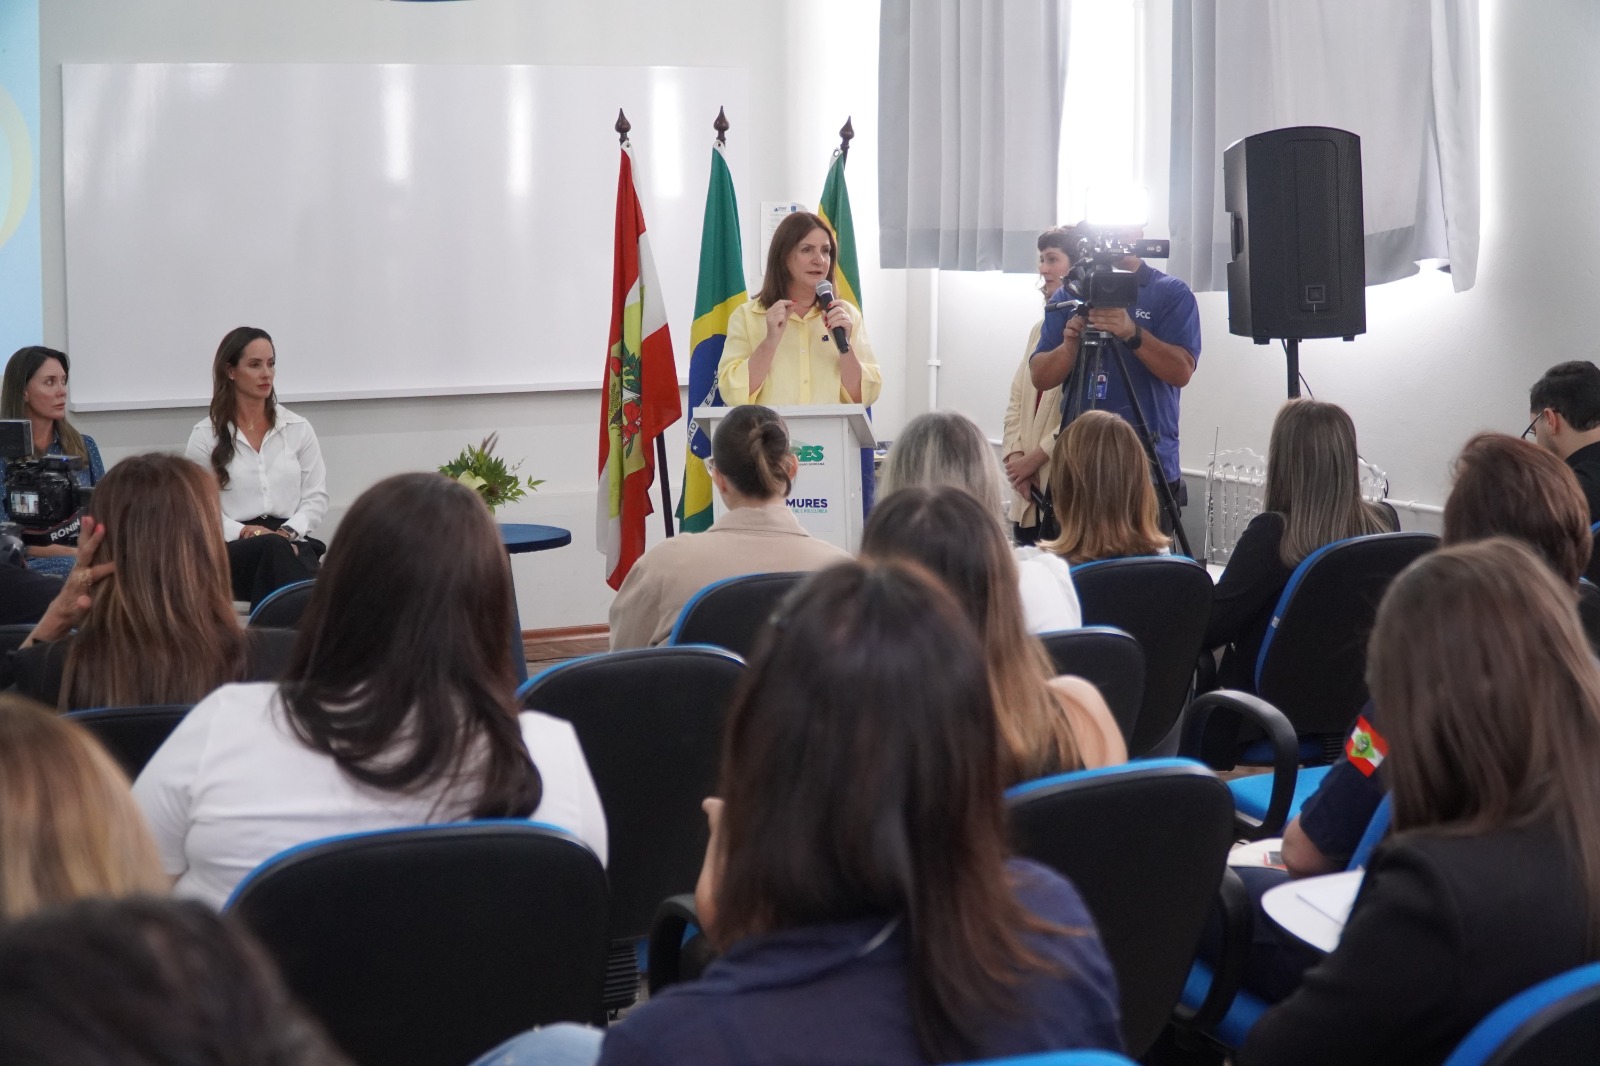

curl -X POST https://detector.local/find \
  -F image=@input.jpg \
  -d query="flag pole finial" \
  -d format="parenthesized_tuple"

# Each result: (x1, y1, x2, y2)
(838, 117, 854, 161)
(714, 106, 729, 146)
(615, 109, 631, 145)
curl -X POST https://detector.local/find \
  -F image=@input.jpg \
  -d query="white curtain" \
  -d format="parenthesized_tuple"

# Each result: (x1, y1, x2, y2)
(1168, 0, 1480, 293)
(878, 0, 1070, 272)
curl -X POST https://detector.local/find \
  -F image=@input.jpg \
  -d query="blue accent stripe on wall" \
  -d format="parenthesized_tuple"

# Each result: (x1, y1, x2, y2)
(0, 0, 41, 354)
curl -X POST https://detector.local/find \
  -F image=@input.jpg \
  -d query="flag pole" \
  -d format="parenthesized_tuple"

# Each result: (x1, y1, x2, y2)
(615, 108, 676, 540)
(837, 116, 854, 163)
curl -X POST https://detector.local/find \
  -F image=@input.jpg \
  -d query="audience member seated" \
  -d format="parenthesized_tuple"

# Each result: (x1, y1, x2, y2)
(132, 472, 607, 908)
(588, 560, 1122, 1066)
(185, 327, 326, 609)
(0, 897, 349, 1065)
(0, 695, 167, 919)
(1039, 410, 1171, 566)
(1528, 359, 1600, 521)
(861, 485, 1126, 781)
(1241, 539, 1600, 1065)
(880, 410, 1082, 632)
(1204, 399, 1392, 692)
(4, 454, 296, 710)
(0, 347, 104, 578)
(608, 404, 847, 649)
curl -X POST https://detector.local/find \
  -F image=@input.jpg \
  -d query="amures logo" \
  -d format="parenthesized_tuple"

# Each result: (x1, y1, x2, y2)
(793, 443, 825, 464)
(787, 498, 829, 514)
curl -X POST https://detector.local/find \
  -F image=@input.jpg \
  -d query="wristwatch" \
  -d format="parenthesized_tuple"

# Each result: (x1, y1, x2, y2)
(1127, 324, 1144, 350)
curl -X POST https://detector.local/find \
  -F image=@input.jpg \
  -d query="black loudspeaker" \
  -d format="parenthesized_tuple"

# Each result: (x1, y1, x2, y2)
(1225, 126, 1365, 342)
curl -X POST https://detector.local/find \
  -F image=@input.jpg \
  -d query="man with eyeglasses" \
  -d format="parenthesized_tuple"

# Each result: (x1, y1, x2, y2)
(1527, 360, 1600, 523)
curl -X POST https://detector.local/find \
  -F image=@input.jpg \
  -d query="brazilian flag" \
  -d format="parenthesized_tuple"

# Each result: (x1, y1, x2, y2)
(818, 150, 861, 311)
(677, 141, 746, 533)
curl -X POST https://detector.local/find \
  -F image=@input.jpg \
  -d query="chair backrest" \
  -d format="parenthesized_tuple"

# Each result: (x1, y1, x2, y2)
(1254, 532, 1439, 736)
(518, 645, 746, 941)
(667, 571, 809, 657)
(1442, 962, 1600, 1066)
(0, 622, 35, 657)
(227, 821, 608, 1066)
(962, 1052, 1140, 1066)
(64, 704, 192, 779)
(1006, 759, 1235, 1057)
(1037, 626, 1145, 745)
(1071, 557, 1214, 756)
(247, 578, 317, 629)
(1347, 793, 1392, 871)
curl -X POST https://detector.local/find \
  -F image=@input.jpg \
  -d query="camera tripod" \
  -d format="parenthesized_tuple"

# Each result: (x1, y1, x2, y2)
(1063, 322, 1193, 558)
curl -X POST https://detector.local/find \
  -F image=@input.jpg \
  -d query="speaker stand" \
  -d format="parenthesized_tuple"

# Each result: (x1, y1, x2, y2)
(1284, 338, 1301, 398)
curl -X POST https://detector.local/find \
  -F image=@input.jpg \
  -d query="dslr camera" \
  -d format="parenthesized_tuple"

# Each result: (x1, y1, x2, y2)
(1053, 231, 1173, 315)
(0, 419, 90, 548)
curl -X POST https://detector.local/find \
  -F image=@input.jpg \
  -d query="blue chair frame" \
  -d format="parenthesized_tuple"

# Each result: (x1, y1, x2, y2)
(666, 570, 808, 657)
(247, 578, 317, 628)
(1443, 961, 1600, 1066)
(65, 703, 192, 779)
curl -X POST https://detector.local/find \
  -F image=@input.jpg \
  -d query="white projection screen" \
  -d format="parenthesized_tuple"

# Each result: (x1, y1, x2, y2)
(62, 63, 750, 410)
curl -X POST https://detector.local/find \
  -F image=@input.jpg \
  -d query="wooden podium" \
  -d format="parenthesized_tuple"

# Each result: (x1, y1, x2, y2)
(692, 404, 875, 553)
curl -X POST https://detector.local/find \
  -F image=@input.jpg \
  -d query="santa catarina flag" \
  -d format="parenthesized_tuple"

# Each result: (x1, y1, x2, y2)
(818, 150, 861, 311)
(677, 141, 746, 533)
(1346, 715, 1389, 777)
(598, 142, 681, 590)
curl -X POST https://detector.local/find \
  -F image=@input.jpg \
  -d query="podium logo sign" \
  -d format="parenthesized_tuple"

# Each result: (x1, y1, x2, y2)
(787, 497, 830, 514)
(793, 442, 825, 464)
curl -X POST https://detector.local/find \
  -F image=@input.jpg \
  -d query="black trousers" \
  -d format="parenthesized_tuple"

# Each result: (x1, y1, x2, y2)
(227, 516, 323, 609)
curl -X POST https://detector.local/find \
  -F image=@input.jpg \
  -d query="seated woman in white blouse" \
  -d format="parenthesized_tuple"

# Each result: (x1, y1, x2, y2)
(133, 472, 608, 909)
(184, 327, 326, 608)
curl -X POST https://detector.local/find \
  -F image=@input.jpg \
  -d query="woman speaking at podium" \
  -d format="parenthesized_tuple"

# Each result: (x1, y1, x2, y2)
(718, 212, 881, 408)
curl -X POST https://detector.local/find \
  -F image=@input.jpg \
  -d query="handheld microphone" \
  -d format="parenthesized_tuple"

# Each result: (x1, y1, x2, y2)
(814, 281, 851, 355)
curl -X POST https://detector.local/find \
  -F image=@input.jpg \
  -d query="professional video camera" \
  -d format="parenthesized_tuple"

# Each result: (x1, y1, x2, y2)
(1052, 231, 1173, 314)
(0, 419, 90, 548)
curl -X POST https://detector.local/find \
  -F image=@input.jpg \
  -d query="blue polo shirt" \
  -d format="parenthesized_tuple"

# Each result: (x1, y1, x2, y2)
(1032, 263, 1201, 483)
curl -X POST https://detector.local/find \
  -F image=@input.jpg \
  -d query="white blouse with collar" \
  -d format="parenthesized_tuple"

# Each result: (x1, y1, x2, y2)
(185, 406, 328, 542)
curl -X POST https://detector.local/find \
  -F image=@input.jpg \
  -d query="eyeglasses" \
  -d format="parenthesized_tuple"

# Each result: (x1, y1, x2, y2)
(1523, 414, 1542, 441)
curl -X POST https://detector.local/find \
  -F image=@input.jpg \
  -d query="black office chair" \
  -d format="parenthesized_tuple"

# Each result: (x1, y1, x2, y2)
(1444, 961, 1600, 1066)
(1005, 758, 1236, 1058)
(1250, 532, 1438, 759)
(667, 571, 809, 658)
(1071, 556, 1214, 756)
(1037, 626, 1145, 745)
(0, 622, 34, 658)
(247, 578, 317, 629)
(519, 644, 746, 1009)
(65, 704, 191, 779)
(227, 821, 608, 1066)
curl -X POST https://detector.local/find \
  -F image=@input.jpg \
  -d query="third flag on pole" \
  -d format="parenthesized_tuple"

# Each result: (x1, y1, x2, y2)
(678, 139, 746, 533)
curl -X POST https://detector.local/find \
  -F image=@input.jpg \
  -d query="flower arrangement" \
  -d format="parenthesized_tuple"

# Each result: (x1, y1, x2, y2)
(438, 433, 543, 513)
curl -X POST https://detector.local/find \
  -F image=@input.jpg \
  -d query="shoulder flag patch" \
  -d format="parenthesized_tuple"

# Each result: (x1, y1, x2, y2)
(1345, 716, 1388, 777)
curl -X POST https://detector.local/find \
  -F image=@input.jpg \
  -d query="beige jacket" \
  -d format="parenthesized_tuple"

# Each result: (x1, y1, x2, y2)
(608, 502, 851, 650)
(1002, 319, 1064, 528)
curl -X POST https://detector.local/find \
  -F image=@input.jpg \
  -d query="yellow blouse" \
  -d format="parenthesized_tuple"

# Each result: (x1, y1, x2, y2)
(718, 297, 882, 407)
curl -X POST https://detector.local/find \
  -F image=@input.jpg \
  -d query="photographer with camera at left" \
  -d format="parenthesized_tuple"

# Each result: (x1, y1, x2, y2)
(1029, 223, 1201, 527)
(0, 347, 104, 579)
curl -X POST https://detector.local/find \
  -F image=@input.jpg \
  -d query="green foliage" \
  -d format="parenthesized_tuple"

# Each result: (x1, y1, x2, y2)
(438, 433, 543, 513)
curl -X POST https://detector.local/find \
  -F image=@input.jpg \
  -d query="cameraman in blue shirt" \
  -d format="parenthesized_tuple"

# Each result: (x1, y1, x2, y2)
(1029, 223, 1202, 525)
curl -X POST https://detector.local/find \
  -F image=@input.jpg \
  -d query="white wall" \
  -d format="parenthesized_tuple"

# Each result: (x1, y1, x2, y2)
(40, 0, 905, 627)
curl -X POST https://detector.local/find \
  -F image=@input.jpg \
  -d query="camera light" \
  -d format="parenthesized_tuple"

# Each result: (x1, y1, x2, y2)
(1084, 186, 1149, 230)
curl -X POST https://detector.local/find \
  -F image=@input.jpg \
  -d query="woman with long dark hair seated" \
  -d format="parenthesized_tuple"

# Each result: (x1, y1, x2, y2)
(184, 327, 325, 609)
(6, 453, 294, 711)
(0, 347, 104, 577)
(861, 485, 1125, 782)
(596, 560, 1122, 1065)
(1204, 398, 1392, 691)
(1241, 539, 1600, 1065)
(133, 472, 606, 908)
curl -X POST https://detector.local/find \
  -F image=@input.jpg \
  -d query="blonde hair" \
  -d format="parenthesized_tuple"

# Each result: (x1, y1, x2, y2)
(879, 412, 1006, 519)
(61, 454, 245, 710)
(0, 696, 169, 920)
(861, 485, 1082, 784)
(1263, 399, 1391, 567)
(1043, 411, 1169, 564)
